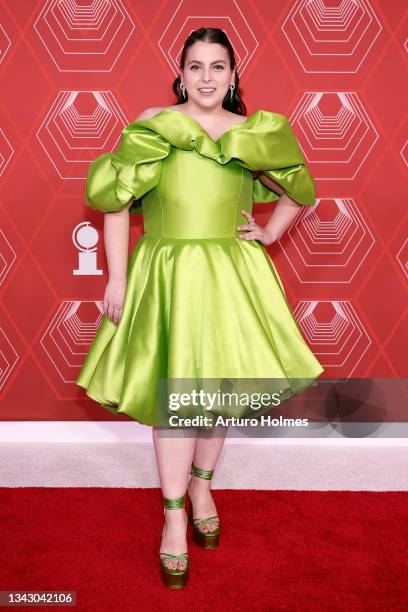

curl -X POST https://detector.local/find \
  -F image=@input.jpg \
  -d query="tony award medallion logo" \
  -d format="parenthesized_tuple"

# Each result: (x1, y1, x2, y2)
(73, 221, 103, 276)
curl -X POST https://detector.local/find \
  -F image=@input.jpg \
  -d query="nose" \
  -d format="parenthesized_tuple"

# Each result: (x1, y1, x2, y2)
(203, 67, 212, 81)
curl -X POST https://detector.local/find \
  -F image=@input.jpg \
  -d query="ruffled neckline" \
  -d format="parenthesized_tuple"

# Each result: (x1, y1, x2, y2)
(145, 107, 263, 143)
(127, 108, 279, 165)
(85, 106, 317, 213)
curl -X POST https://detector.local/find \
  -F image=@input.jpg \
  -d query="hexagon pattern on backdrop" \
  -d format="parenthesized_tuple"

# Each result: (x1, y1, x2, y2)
(0, 0, 406, 421)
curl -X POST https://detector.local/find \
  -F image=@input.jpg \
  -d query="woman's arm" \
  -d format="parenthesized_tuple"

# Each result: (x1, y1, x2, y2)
(263, 193, 303, 242)
(102, 201, 133, 324)
(240, 171, 304, 245)
(255, 171, 304, 241)
(103, 107, 160, 283)
(255, 171, 285, 196)
(104, 200, 133, 283)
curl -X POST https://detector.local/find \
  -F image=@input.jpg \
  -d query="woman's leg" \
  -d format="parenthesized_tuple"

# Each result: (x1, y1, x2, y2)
(188, 426, 228, 532)
(153, 426, 197, 569)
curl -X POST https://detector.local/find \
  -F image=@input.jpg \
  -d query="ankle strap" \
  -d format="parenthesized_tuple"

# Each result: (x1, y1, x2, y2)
(190, 463, 214, 480)
(163, 493, 186, 509)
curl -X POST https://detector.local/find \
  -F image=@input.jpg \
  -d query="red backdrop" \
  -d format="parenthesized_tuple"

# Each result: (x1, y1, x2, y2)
(0, 0, 406, 421)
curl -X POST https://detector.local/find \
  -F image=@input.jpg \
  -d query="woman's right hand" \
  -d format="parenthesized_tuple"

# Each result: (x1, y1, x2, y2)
(103, 281, 127, 325)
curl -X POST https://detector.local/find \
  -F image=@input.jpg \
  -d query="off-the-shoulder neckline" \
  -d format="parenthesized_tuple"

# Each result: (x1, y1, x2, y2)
(137, 107, 265, 143)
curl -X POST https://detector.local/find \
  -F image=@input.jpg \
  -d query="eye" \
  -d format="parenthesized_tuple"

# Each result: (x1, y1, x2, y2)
(190, 65, 200, 70)
(214, 65, 224, 70)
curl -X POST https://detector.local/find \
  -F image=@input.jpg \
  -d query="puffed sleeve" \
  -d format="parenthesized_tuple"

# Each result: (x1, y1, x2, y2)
(233, 112, 316, 206)
(84, 123, 171, 214)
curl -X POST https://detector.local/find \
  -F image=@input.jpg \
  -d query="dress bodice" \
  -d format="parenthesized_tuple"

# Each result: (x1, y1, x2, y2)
(142, 147, 254, 238)
(84, 108, 316, 239)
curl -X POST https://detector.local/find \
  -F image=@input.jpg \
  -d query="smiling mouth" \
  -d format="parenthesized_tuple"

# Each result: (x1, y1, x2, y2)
(198, 88, 216, 93)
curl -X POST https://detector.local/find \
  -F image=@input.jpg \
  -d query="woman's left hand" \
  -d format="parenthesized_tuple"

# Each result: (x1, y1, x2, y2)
(237, 210, 277, 246)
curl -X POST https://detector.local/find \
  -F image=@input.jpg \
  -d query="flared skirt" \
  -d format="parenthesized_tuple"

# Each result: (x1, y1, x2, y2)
(76, 236, 324, 427)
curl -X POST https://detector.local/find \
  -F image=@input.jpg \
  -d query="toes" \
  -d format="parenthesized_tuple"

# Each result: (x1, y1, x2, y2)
(198, 521, 218, 533)
(161, 556, 187, 570)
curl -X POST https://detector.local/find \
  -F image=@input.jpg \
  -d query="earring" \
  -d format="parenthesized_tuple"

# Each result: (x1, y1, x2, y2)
(180, 82, 187, 99)
(229, 83, 235, 101)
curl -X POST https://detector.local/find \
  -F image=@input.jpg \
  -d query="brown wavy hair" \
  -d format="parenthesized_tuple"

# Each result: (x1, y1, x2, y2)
(171, 28, 247, 116)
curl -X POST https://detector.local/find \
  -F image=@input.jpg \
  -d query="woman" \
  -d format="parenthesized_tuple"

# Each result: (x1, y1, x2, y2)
(76, 28, 324, 589)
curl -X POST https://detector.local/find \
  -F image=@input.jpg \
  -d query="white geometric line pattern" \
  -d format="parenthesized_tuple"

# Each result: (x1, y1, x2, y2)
(290, 92, 379, 180)
(396, 238, 408, 282)
(281, 198, 375, 283)
(294, 300, 371, 376)
(36, 91, 128, 179)
(281, 0, 382, 73)
(0, 128, 14, 177)
(0, 24, 12, 66)
(400, 139, 408, 168)
(40, 301, 104, 384)
(0, 229, 18, 286)
(0, 326, 19, 391)
(33, 0, 135, 72)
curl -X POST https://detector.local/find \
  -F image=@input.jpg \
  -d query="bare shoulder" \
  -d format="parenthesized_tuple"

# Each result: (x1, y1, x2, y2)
(134, 106, 168, 121)
(225, 110, 249, 124)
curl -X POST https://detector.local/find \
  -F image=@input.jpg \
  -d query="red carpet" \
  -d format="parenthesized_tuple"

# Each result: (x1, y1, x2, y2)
(1, 488, 407, 611)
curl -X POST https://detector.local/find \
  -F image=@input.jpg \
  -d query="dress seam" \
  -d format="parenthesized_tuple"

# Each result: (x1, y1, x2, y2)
(157, 180, 164, 236)
(235, 167, 244, 235)
(142, 235, 239, 240)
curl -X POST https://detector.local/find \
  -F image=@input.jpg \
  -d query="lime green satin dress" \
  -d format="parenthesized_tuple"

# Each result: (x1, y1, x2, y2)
(75, 108, 324, 427)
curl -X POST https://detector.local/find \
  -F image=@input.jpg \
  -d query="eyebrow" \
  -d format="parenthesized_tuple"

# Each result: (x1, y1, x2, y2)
(187, 59, 227, 65)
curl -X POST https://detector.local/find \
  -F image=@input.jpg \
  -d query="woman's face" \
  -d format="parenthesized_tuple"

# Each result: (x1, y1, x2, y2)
(180, 40, 235, 110)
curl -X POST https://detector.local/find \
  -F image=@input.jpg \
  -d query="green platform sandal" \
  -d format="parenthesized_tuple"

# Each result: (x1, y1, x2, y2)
(159, 493, 189, 589)
(187, 463, 220, 549)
